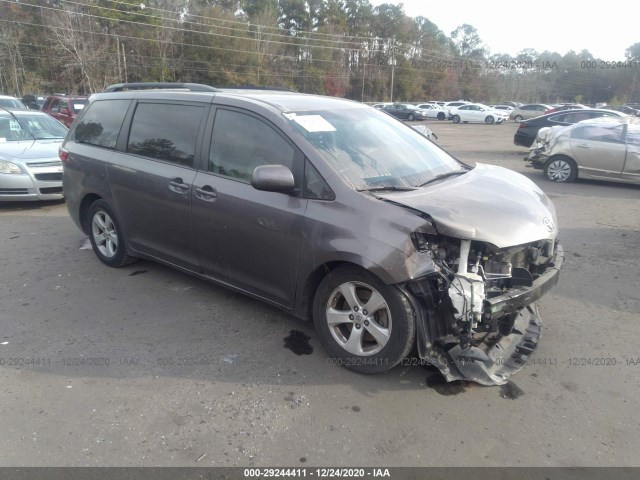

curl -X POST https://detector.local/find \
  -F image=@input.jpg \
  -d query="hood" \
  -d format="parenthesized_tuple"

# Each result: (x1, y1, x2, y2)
(379, 164, 558, 248)
(0, 140, 62, 163)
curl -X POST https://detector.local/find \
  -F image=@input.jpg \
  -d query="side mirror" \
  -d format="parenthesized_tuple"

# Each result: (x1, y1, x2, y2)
(251, 164, 295, 193)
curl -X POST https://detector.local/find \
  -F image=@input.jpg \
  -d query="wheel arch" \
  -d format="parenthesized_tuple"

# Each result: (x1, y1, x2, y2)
(298, 258, 396, 321)
(79, 193, 103, 234)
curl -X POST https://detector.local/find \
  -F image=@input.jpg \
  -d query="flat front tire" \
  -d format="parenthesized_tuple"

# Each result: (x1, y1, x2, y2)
(87, 200, 137, 267)
(313, 266, 416, 373)
(544, 155, 578, 183)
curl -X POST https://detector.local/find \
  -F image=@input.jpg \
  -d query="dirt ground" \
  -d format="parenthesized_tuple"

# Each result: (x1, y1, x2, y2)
(1, 120, 639, 469)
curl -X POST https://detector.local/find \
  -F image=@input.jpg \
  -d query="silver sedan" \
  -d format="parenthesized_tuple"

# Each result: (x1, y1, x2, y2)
(526, 117, 640, 184)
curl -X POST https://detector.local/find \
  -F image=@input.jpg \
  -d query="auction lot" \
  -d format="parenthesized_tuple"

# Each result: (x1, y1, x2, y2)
(1, 120, 639, 467)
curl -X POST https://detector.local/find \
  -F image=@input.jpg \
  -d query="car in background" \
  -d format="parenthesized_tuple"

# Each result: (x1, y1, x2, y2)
(416, 103, 447, 120)
(491, 105, 515, 115)
(509, 104, 552, 122)
(526, 117, 640, 184)
(381, 103, 427, 121)
(443, 101, 471, 119)
(0, 109, 68, 201)
(546, 103, 589, 113)
(0, 95, 27, 110)
(41, 95, 88, 127)
(450, 103, 508, 124)
(371, 102, 392, 110)
(21, 94, 46, 110)
(514, 109, 626, 147)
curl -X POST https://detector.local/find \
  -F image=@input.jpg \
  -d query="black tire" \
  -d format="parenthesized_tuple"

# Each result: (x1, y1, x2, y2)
(452, 115, 461, 124)
(514, 115, 523, 122)
(485, 115, 495, 125)
(313, 265, 416, 374)
(544, 155, 578, 183)
(407, 113, 415, 121)
(87, 199, 137, 267)
(437, 112, 446, 120)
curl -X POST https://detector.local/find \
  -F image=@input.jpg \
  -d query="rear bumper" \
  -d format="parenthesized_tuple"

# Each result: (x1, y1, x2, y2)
(514, 132, 535, 147)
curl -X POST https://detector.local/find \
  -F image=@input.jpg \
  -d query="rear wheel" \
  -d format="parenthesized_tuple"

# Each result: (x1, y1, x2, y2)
(313, 266, 415, 374)
(514, 115, 523, 122)
(485, 115, 495, 124)
(452, 115, 461, 124)
(87, 200, 137, 267)
(407, 113, 415, 121)
(544, 155, 578, 183)
(437, 112, 446, 120)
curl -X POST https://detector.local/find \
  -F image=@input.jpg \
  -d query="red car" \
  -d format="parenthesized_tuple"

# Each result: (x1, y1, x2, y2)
(41, 95, 88, 127)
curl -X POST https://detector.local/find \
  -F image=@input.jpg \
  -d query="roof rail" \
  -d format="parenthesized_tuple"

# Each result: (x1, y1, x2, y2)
(103, 82, 220, 93)
(219, 85, 293, 92)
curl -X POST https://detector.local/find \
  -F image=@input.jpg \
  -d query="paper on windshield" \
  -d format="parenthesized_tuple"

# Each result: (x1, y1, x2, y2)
(291, 115, 336, 133)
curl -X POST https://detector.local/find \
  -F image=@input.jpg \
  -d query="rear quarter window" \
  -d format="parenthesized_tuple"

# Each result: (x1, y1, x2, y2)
(75, 99, 131, 149)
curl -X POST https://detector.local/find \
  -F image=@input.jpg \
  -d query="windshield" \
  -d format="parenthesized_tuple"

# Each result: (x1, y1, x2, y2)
(0, 113, 68, 141)
(287, 107, 464, 190)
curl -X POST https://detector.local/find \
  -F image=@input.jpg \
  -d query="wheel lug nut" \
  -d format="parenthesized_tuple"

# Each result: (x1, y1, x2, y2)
(364, 320, 369, 326)
(355, 324, 361, 329)
(362, 310, 368, 315)
(349, 314, 354, 320)
(354, 306, 359, 312)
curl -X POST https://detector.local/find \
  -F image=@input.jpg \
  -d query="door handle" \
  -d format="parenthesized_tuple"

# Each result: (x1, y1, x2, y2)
(169, 177, 190, 194)
(195, 185, 217, 202)
(575, 144, 590, 149)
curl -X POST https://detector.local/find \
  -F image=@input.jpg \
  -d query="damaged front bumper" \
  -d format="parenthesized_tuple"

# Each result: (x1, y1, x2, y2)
(402, 244, 564, 386)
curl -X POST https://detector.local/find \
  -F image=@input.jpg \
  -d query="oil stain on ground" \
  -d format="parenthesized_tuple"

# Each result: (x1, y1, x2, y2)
(284, 330, 313, 355)
(500, 381, 525, 399)
(425, 374, 470, 396)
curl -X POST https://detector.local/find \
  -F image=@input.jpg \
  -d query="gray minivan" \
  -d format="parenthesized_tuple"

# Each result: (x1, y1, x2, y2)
(61, 84, 563, 385)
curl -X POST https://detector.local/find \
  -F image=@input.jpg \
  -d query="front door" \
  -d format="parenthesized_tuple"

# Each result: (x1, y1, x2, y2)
(191, 108, 306, 307)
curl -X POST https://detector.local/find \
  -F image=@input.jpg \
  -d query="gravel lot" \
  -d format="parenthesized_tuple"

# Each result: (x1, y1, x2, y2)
(1, 120, 639, 468)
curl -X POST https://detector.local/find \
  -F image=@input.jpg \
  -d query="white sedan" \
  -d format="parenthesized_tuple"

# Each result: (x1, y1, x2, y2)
(416, 104, 448, 120)
(451, 104, 509, 124)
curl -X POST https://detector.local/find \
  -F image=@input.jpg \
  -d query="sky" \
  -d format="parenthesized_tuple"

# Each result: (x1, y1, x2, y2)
(368, 0, 638, 60)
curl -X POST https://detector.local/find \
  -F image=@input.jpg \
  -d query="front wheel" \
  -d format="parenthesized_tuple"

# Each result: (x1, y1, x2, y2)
(87, 200, 137, 267)
(514, 115, 523, 122)
(437, 112, 446, 120)
(452, 115, 461, 124)
(485, 115, 495, 124)
(313, 266, 416, 373)
(544, 155, 578, 183)
(407, 113, 415, 121)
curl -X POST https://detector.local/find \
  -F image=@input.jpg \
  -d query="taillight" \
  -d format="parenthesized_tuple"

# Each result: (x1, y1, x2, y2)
(58, 146, 69, 163)
(518, 123, 526, 129)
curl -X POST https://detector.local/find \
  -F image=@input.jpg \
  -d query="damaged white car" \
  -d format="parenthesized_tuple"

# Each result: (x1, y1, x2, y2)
(526, 117, 640, 184)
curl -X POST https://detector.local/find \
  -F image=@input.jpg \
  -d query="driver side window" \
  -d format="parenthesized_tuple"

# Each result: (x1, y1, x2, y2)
(209, 109, 295, 183)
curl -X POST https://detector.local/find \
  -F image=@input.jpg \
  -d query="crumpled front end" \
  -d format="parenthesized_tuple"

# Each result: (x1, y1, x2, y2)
(525, 125, 570, 169)
(401, 234, 563, 386)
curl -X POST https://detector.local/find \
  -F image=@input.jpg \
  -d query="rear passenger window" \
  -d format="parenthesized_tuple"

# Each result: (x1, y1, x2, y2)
(127, 103, 203, 167)
(75, 99, 131, 149)
(209, 109, 294, 182)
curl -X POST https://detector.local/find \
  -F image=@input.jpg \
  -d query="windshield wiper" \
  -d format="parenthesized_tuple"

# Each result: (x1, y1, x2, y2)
(417, 170, 467, 187)
(357, 186, 417, 192)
